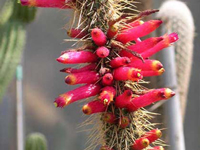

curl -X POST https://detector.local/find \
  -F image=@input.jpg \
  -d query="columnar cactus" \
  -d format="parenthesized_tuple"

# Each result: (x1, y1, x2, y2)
(21, 0, 178, 150)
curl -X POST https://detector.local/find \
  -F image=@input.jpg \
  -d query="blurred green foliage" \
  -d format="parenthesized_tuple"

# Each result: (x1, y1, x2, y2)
(0, 0, 37, 101)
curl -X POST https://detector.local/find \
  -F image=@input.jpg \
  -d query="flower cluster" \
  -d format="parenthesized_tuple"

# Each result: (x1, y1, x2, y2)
(21, 0, 179, 149)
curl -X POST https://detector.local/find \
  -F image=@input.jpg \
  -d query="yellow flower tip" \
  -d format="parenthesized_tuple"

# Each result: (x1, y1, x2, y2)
(165, 88, 175, 98)
(139, 20, 144, 25)
(54, 102, 58, 107)
(65, 75, 77, 85)
(104, 99, 109, 105)
(67, 30, 71, 36)
(156, 129, 162, 138)
(82, 105, 92, 115)
(158, 68, 165, 75)
(141, 138, 149, 147)
(110, 24, 118, 32)
(137, 73, 141, 78)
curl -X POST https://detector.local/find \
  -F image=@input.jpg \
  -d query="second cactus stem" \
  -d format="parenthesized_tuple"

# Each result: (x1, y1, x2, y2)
(20, 0, 179, 150)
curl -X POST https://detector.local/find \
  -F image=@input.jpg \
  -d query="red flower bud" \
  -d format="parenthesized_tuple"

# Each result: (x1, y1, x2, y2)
(128, 59, 163, 71)
(142, 129, 162, 143)
(131, 137, 149, 150)
(91, 28, 107, 46)
(107, 24, 119, 39)
(141, 68, 165, 77)
(99, 86, 116, 105)
(54, 84, 101, 107)
(127, 88, 175, 112)
(115, 90, 132, 108)
(60, 63, 96, 73)
(102, 113, 116, 124)
(96, 46, 110, 58)
(20, 0, 71, 8)
(119, 116, 130, 128)
(119, 37, 163, 58)
(102, 73, 114, 85)
(67, 28, 88, 38)
(116, 20, 162, 44)
(82, 100, 106, 115)
(113, 67, 143, 82)
(57, 51, 97, 64)
(149, 146, 165, 150)
(65, 71, 99, 85)
(110, 57, 131, 68)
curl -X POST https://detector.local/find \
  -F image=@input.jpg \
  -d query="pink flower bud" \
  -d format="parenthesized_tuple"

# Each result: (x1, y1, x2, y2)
(96, 46, 110, 58)
(99, 86, 116, 105)
(67, 28, 88, 38)
(113, 67, 143, 82)
(102, 113, 116, 124)
(115, 90, 132, 108)
(116, 20, 162, 44)
(119, 37, 163, 58)
(91, 28, 107, 46)
(107, 24, 119, 39)
(127, 88, 175, 112)
(20, 0, 71, 9)
(65, 71, 99, 85)
(82, 100, 106, 115)
(54, 84, 101, 107)
(149, 146, 165, 150)
(119, 116, 130, 128)
(57, 51, 97, 64)
(141, 68, 165, 77)
(60, 63, 96, 73)
(128, 59, 163, 71)
(110, 57, 131, 68)
(142, 129, 162, 143)
(102, 73, 114, 86)
(131, 137, 149, 150)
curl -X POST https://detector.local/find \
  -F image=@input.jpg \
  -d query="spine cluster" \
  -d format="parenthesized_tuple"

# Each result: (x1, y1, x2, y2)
(21, 0, 179, 150)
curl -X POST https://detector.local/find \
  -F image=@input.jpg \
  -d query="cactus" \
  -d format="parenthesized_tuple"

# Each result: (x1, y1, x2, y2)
(0, 0, 36, 101)
(20, 0, 179, 150)
(25, 133, 48, 150)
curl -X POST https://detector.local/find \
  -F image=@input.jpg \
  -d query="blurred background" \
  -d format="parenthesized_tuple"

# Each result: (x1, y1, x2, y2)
(0, 0, 199, 150)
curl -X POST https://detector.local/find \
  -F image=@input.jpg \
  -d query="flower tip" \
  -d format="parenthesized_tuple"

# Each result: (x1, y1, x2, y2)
(56, 57, 65, 63)
(20, 0, 29, 5)
(65, 75, 76, 85)
(54, 102, 58, 108)
(82, 105, 92, 115)
(169, 32, 179, 43)
(60, 68, 71, 73)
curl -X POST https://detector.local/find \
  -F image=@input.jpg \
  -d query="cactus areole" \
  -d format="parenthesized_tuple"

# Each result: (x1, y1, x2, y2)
(21, 0, 178, 149)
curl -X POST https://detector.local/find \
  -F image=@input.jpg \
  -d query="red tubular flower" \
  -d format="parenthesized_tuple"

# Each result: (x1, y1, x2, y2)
(100, 146, 114, 150)
(54, 84, 101, 107)
(128, 59, 163, 71)
(141, 68, 165, 77)
(110, 57, 131, 68)
(149, 146, 165, 150)
(57, 51, 98, 64)
(116, 20, 162, 44)
(119, 116, 130, 128)
(131, 137, 150, 150)
(96, 46, 110, 58)
(91, 28, 107, 46)
(65, 71, 99, 85)
(130, 33, 179, 61)
(102, 73, 114, 86)
(115, 90, 133, 108)
(67, 28, 88, 38)
(102, 113, 116, 124)
(119, 37, 163, 58)
(113, 67, 143, 82)
(99, 86, 116, 105)
(20, 0, 71, 8)
(82, 100, 106, 115)
(107, 24, 119, 39)
(142, 129, 162, 143)
(60, 63, 96, 73)
(127, 88, 175, 112)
